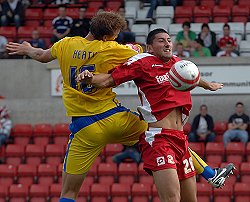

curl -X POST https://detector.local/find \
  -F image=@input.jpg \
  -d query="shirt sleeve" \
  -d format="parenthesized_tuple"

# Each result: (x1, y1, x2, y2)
(111, 57, 143, 86)
(51, 38, 67, 59)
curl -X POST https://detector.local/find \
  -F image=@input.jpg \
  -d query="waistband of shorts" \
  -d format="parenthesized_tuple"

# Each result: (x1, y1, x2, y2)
(70, 105, 131, 134)
(148, 127, 185, 135)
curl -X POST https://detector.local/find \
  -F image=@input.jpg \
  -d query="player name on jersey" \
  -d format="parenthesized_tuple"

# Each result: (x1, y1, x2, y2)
(72, 50, 97, 60)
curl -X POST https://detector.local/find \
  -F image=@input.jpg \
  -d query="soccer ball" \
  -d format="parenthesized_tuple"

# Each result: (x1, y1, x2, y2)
(169, 60, 200, 91)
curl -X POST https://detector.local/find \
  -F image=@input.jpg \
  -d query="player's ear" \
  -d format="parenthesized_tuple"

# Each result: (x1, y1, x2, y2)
(102, 35, 108, 41)
(146, 44, 153, 53)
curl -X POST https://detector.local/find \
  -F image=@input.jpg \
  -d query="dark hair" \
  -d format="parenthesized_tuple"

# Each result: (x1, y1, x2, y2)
(200, 104, 208, 110)
(195, 38, 204, 46)
(236, 102, 244, 107)
(182, 21, 191, 28)
(223, 23, 230, 30)
(201, 23, 209, 30)
(146, 28, 168, 45)
(90, 11, 126, 40)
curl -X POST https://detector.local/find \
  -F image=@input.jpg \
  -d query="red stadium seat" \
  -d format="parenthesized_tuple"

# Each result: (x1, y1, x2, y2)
(104, 143, 123, 157)
(213, 6, 231, 23)
(49, 184, 61, 202)
(25, 20, 41, 27)
(138, 162, 154, 185)
(131, 183, 151, 202)
(37, 164, 57, 186)
(193, 6, 212, 23)
(219, 0, 235, 6)
(238, 0, 250, 6)
(88, 1, 104, 8)
(97, 163, 117, 185)
(90, 184, 110, 202)
(29, 184, 49, 202)
(66, 8, 79, 19)
(196, 182, 212, 202)
(33, 123, 53, 145)
(182, 0, 197, 6)
(232, 5, 250, 23)
(25, 144, 45, 165)
(0, 185, 8, 202)
(183, 122, 191, 135)
(43, 8, 58, 20)
(118, 162, 138, 185)
(174, 6, 193, 24)
(106, 1, 122, 11)
(226, 142, 245, 164)
(45, 144, 65, 165)
(78, 182, 91, 201)
(189, 142, 205, 158)
(17, 164, 37, 186)
(246, 142, 250, 161)
(5, 144, 25, 166)
(85, 7, 99, 19)
(214, 120, 228, 136)
(213, 183, 234, 202)
(11, 124, 33, 145)
(200, 0, 216, 7)
(234, 182, 250, 202)
(25, 8, 43, 20)
(152, 184, 159, 202)
(111, 183, 131, 202)
(240, 162, 250, 183)
(53, 123, 70, 146)
(0, 164, 16, 187)
(0, 27, 17, 40)
(205, 142, 225, 164)
(18, 26, 35, 38)
(9, 184, 29, 202)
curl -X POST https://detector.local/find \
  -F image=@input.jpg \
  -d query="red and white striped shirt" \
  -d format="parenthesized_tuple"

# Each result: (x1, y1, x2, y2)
(112, 53, 192, 123)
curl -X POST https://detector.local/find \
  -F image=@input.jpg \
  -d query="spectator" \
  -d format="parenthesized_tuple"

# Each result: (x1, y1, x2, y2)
(198, 23, 218, 56)
(175, 21, 196, 52)
(28, 30, 46, 49)
(116, 20, 135, 44)
(146, 0, 165, 19)
(0, 106, 12, 148)
(51, 5, 73, 44)
(217, 23, 238, 55)
(70, 7, 90, 38)
(190, 38, 212, 57)
(112, 143, 141, 164)
(0, 35, 8, 59)
(216, 41, 239, 57)
(189, 104, 216, 143)
(1, 0, 24, 27)
(223, 102, 249, 147)
(173, 42, 190, 58)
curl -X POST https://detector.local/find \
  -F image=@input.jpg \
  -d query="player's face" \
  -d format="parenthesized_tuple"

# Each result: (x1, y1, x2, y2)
(148, 33, 173, 62)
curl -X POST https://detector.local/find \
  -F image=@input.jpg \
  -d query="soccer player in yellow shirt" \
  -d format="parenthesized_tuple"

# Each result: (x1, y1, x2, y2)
(7, 11, 234, 202)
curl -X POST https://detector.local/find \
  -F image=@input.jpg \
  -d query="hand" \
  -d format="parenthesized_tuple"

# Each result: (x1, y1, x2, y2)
(207, 82, 223, 91)
(6, 41, 31, 55)
(76, 70, 93, 84)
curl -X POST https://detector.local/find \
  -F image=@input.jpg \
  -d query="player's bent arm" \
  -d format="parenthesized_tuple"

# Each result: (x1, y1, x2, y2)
(91, 74, 115, 88)
(6, 42, 54, 63)
(198, 79, 223, 91)
(77, 71, 115, 88)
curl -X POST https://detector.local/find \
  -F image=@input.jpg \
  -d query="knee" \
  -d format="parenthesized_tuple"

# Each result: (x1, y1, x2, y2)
(159, 190, 180, 202)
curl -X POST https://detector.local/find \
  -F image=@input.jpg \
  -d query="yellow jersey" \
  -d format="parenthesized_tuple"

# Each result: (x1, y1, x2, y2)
(51, 36, 139, 116)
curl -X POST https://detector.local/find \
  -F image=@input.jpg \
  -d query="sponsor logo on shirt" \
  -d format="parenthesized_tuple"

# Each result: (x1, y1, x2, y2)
(155, 72, 169, 84)
(152, 64, 163, 68)
(156, 156, 165, 166)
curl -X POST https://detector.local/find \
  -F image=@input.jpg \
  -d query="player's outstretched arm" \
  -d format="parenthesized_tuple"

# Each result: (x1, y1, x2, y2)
(77, 70, 115, 88)
(198, 79, 223, 91)
(6, 42, 54, 63)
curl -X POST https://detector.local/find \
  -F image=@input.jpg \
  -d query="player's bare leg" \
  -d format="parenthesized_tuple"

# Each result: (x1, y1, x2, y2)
(180, 176, 197, 202)
(60, 172, 86, 201)
(153, 169, 180, 202)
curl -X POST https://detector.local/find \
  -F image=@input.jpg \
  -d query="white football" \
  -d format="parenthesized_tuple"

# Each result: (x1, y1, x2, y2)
(169, 60, 200, 91)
